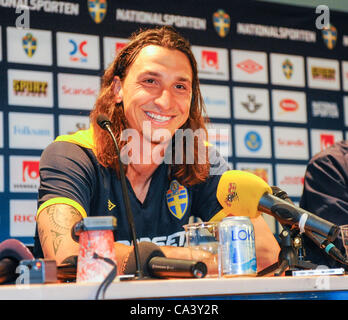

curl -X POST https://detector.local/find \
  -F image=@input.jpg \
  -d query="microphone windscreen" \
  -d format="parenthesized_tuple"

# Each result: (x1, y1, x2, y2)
(123, 242, 165, 276)
(96, 114, 111, 130)
(212, 170, 272, 221)
(0, 239, 34, 262)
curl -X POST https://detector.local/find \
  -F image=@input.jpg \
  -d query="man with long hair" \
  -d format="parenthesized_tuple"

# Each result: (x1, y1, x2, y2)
(34, 26, 279, 275)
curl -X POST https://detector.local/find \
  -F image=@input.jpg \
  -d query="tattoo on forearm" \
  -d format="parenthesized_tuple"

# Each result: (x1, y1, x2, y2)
(40, 205, 82, 257)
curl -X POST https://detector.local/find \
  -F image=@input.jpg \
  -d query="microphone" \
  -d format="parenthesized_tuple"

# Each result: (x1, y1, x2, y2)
(271, 186, 348, 265)
(96, 114, 143, 279)
(123, 242, 207, 279)
(0, 239, 34, 284)
(213, 170, 340, 242)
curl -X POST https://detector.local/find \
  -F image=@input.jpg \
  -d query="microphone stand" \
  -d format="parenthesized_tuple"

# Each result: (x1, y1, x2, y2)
(257, 225, 317, 277)
(97, 116, 144, 280)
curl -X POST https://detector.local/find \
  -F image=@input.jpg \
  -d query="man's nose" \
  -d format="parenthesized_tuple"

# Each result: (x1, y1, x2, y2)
(154, 89, 172, 111)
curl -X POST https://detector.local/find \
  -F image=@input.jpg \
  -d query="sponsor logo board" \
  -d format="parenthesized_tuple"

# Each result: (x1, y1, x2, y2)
(273, 127, 308, 160)
(200, 84, 230, 119)
(103, 37, 128, 69)
(10, 200, 37, 237)
(7, 27, 52, 65)
(207, 123, 232, 158)
(9, 112, 54, 150)
(310, 129, 343, 156)
(10, 156, 40, 193)
(58, 73, 100, 110)
(342, 61, 348, 92)
(0, 112, 3, 148)
(235, 124, 271, 158)
(57, 32, 100, 69)
(233, 87, 269, 121)
(192, 46, 229, 81)
(270, 53, 305, 87)
(59, 115, 90, 135)
(8, 69, 53, 107)
(275, 164, 306, 197)
(271, 90, 306, 123)
(0, 156, 3, 192)
(231, 50, 268, 84)
(307, 57, 340, 91)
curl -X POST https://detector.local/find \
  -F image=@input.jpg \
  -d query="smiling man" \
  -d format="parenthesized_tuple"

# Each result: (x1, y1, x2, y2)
(34, 26, 279, 276)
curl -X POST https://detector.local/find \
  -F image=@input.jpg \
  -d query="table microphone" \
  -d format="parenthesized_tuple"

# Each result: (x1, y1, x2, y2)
(212, 170, 339, 242)
(123, 241, 207, 279)
(96, 114, 144, 279)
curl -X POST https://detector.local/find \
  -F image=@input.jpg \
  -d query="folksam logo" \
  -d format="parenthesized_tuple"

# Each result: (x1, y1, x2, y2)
(244, 131, 262, 152)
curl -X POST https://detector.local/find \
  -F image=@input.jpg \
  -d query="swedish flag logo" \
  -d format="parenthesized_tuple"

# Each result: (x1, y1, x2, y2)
(166, 180, 189, 220)
(22, 33, 37, 58)
(212, 9, 230, 38)
(87, 0, 107, 24)
(322, 24, 337, 50)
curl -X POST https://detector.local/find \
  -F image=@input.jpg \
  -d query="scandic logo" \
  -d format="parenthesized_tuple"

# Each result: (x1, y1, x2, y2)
(61, 85, 97, 96)
(277, 138, 304, 147)
(13, 80, 48, 96)
(279, 99, 298, 112)
(236, 59, 263, 74)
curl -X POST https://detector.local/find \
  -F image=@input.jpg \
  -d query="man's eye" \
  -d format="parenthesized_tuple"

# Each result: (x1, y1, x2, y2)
(144, 79, 155, 84)
(176, 84, 186, 90)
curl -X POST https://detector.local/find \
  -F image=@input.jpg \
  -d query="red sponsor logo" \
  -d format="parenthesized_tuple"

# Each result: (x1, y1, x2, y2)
(62, 85, 97, 96)
(13, 214, 36, 223)
(278, 138, 304, 147)
(280, 176, 304, 185)
(115, 42, 127, 54)
(22, 161, 39, 182)
(236, 59, 263, 74)
(202, 50, 219, 69)
(320, 134, 335, 151)
(279, 99, 299, 112)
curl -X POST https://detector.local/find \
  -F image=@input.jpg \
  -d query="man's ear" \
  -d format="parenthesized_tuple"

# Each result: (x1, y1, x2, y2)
(113, 76, 123, 103)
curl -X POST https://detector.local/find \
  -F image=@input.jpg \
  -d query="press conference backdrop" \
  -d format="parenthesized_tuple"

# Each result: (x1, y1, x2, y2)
(0, 0, 347, 245)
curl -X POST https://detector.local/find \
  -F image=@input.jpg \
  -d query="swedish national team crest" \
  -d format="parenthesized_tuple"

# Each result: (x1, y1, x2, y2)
(22, 33, 37, 57)
(87, 0, 107, 24)
(213, 9, 230, 38)
(322, 24, 337, 50)
(166, 180, 189, 220)
(282, 59, 293, 79)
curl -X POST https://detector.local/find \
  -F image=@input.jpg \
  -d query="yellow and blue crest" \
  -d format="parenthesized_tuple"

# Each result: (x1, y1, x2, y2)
(22, 33, 37, 58)
(212, 9, 230, 38)
(282, 59, 293, 79)
(322, 24, 337, 50)
(87, 0, 107, 24)
(166, 180, 189, 220)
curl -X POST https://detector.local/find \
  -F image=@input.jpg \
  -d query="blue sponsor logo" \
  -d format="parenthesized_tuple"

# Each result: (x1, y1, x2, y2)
(244, 131, 262, 152)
